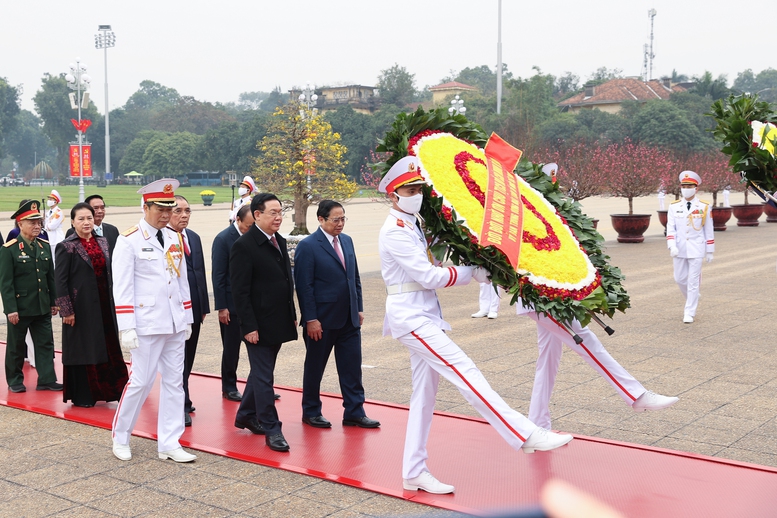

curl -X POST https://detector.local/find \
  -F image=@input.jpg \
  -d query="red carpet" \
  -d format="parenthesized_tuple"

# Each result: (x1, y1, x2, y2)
(2, 346, 777, 516)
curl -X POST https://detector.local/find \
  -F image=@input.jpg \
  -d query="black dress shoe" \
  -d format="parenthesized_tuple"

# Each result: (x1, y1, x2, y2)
(302, 415, 332, 428)
(342, 416, 381, 428)
(274, 393, 281, 400)
(234, 417, 265, 435)
(222, 390, 242, 402)
(72, 402, 95, 408)
(188, 406, 196, 413)
(36, 382, 63, 391)
(266, 433, 290, 452)
(184, 412, 192, 427)
(8, 384, 26, 393)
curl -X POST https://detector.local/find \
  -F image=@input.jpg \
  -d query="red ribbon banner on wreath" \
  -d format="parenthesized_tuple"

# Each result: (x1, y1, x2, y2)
(70, 119, 92, 133)
(478, 133, 524, 268)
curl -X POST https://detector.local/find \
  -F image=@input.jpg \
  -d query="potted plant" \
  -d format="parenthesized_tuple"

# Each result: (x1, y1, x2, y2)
(730, 182, 763, 226)
(685, 151, 735, 231)
(536, 141, 606, 229)
(199, 189, 216, 206)
(601, 139, 667, 243)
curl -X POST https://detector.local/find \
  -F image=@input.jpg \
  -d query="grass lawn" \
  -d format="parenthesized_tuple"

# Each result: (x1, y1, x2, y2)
(0, 184, 379, 212)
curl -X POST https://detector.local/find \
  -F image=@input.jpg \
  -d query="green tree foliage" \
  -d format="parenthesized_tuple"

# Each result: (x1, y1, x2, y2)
(690, 71, 730, 100)
(5, 110, 55, 172)
(324, 105, 378, 181)
(33, 73, 102, 175)
(253, 103, 355, 234)
(118, 130, 167, 174)
(732, 68, 777, 103)
(125, 80, 180, 111)
(259, 87, 286, 113)
(142, 132, 203, 178)
(586, 66, 623, 84)
(377, 64, 417, 107)
(0, 77, 21, 158)
(150, 96, 235, 135)
(630, 101, 711, 152)
(199, 111, 271, 173)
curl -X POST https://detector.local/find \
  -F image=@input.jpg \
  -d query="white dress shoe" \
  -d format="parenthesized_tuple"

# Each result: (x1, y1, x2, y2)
(521, 427, 573, 454)
(112, 441, 131, 461)
(403, 471, 454, 494)
(683, 314, 694, 323)
(632, 390, 679, 412)
(471, 311, 488, 318)
(487, 312, 498, 319)
(158, 447, 197, 463)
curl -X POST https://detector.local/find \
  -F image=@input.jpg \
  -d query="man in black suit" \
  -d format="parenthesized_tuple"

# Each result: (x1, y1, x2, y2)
(294, 200, 379, 429)
(66, 194, 120, 255)
(169, 195, 210, 427)
(212, 205, 253, 402)
(230, 193, 297, 452)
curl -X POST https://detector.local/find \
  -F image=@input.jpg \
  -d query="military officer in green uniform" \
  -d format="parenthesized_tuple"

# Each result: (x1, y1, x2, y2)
(0, 200, 61, 393)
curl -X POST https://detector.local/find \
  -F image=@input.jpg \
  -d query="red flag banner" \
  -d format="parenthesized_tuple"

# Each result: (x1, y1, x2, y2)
(69, 145, 93, 177)
(478, 133, 525, 268)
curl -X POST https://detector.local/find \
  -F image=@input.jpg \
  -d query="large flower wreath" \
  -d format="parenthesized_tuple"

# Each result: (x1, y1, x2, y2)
(710, 94, 777, 194)
(375, 107, 629, 327)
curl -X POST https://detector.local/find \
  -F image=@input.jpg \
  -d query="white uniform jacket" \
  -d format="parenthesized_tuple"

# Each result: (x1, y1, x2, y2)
(230, 196, 251, 221)
(45, 206, 65, 248)
(666, 197, 714, 258)
(379, 208, 474, 339)
(113, 217, 194, 335)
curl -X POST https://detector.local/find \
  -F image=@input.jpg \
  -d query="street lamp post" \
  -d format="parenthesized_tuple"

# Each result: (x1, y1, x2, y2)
(449, 95, 467, 116)
(95, 25, 116, 185)
(65, 58, 92, 202)
(496, 0, 502, 115)
(298, 82, 318, 196)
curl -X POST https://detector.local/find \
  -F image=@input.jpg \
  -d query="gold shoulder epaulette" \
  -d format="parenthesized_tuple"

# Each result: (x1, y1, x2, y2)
(670, 199, 682, 205)
(122, 225, 139, 236)
(699, 200, 709, 205)
(2, 238, 17, 248)
(38, 237, 49, 243)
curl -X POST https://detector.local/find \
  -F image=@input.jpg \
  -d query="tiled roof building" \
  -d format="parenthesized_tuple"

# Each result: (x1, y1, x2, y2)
(559, 78, 688, 114)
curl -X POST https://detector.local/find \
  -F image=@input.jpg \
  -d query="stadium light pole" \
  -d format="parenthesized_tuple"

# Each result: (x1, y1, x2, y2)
(95, 25, 116, 184)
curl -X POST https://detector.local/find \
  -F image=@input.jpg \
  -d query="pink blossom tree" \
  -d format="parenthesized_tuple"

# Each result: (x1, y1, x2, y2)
(535, 142, 607, 201)
(599, 139, 673, 214)
(683, 151, 737, 207)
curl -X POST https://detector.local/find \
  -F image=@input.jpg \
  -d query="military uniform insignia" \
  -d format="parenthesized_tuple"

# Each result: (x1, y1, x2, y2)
(31, 202, 38, 210)
(2, 238, 17, 248)
(396, 219, 405, 227)
(122, 225, 139, 236)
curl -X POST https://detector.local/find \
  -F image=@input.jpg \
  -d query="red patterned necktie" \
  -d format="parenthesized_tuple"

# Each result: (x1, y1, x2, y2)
(182, 233, 191, 256)
(333, 236, 346, 269)
(270, 235, 281, 253)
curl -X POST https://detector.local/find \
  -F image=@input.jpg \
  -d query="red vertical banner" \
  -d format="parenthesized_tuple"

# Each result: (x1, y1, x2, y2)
(479, 133, 525, 268)
(69, 145, 93, 177)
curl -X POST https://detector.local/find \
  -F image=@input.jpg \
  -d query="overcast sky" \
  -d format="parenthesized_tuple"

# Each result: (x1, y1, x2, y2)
(2, 0, 770, 113)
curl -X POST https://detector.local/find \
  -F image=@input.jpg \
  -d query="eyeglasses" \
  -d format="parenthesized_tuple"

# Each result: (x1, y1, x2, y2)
(262, 210, 283, 218)
(173, 209, 192, 214)
(326, 217, 348, 224)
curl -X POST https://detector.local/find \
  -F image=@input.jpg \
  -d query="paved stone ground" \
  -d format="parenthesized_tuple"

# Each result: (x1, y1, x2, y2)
(2, 193, 777, 517)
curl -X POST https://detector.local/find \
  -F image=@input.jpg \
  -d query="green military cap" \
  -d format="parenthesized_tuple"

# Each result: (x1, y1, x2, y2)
(10, 199, 44, 222)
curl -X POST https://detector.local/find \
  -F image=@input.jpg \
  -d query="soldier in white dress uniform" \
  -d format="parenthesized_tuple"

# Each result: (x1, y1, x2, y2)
(472, 282, 501, 319)
(110, 179, 197, 463)
(666, 171, 714, 323)
(378, 156, 572, 495)
(44, 190, 65, 265)
(516, 300, 678, 429)
(230, 175, 257, 222)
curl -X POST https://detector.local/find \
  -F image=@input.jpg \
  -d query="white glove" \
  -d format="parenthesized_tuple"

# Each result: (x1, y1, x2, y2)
(471, 266, 490, 284)
(184, 324, 192, 341)
(706, 253, 713, 263)
(669, 246, 679, 258)
(119, 329, 139, 352)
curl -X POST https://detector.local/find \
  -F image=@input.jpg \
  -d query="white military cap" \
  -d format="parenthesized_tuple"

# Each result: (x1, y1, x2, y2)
(678, 170, 701, 186)
(138, 178, 180, 206)
(378, 156, 426, 194)
(240, 175, 257, 193)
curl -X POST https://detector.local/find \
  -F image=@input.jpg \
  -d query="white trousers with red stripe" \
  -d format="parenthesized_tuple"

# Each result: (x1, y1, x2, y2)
(526, 313, 646, 429)
(397, 321, 537, 479)
(112, 331, 186, 452)
(673, 256, 703, 317)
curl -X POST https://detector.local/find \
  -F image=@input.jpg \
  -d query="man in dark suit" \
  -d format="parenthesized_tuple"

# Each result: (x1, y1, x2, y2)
(169, 195, 210, 427)
(294, 200, 379, 429)
(230, 193, 297, 452)
(212, 205, 253, 402)
(66, 194, 120, 255)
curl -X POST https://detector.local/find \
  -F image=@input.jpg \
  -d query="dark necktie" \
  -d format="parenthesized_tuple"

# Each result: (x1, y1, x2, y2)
(156, 229, 164, 248)
(270, 235, 281, 253)
(687, 201, 691, 211)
